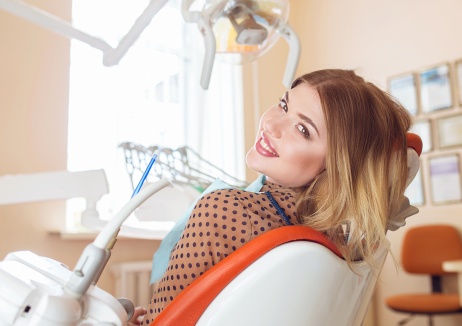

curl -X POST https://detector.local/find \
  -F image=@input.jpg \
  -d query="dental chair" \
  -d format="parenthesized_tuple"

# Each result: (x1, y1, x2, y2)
(151, 133, 423, 326)
(152, 226, 385, 326)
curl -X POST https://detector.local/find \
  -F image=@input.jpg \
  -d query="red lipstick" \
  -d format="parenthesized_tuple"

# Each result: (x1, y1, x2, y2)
(255, 134, 278, 157)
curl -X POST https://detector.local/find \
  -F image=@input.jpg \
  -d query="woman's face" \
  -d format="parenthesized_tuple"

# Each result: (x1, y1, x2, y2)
(246, 83, 328, 187)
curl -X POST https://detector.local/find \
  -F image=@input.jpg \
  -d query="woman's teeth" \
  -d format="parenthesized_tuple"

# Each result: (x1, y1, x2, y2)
(260, 138, 277, 156)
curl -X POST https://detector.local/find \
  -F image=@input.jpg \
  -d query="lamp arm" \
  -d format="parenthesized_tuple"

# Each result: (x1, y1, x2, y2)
(277, 23, 300, 88)
(0, 0, 112, 53)
(182, 0, 201, 23)
(103, 0, 170, 66)
(198, 16, 216, 90)
(0, 0, 170, 66)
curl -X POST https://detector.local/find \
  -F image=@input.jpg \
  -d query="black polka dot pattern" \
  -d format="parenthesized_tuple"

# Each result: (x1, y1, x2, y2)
(141, 181, 301, 324)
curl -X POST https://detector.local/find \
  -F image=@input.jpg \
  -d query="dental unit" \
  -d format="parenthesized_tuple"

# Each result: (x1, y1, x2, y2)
(0, 167, 171, 325)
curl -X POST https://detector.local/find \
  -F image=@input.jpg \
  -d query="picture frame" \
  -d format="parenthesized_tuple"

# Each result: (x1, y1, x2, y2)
(429, 154, 462, 204)
(455, 59, 462, 105)
(419, 63, 453, 113)
(411, 119, 432, 153)
(405, 166, 425, 206)
(388, 73, 418, 115)
(437, 114, 462, 148)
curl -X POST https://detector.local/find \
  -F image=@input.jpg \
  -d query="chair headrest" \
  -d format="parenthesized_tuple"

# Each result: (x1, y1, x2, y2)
(386, 132, 422, 231)
(406, 132, 422, 189)
(406, 132, 423, 157)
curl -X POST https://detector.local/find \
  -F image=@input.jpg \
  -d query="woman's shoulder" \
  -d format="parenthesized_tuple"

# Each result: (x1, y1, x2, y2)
(190, 188, 268, 218)
(197, 188, 265, 205)
(193, 183, 300, 211)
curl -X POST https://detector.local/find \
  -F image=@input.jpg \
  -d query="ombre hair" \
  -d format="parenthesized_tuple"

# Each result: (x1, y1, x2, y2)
(292, 69, 412, 267)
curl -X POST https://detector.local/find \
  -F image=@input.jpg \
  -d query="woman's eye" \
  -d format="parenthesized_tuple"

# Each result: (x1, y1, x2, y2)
(297, 124, 310, 138)
(278, 98, 288, 112)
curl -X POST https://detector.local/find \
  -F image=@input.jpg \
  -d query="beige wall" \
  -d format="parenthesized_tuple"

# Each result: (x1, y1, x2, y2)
(0, 1, 159, 296)
(244, 0, 462, 325)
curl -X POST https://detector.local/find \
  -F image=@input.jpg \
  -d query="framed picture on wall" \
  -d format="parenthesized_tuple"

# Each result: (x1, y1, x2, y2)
(405, 166, 425, 206)
(411, 119, 432, 153)
(429, 154, 462, 204)
(438, 114, 462, 148)
(419, 63, 453, 113)
(455, 59, 462, 105)
(388, 73, 418, 115)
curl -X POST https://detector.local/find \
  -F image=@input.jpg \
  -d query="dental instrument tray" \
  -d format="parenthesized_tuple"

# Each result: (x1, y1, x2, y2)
(0, 179, 171, 326)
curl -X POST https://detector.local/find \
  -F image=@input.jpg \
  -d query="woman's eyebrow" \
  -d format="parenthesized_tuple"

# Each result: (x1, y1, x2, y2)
(298, 113, 320, 136)
(286, 90, 320, 135)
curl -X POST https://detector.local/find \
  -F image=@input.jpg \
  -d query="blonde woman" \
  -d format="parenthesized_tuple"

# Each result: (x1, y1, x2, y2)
(132, 69, 412, 325)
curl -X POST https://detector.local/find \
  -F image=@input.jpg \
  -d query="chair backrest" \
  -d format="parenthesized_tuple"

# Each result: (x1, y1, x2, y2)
(151, 133, 422, 326)
(152, 226, 388, 326)
(402, 225, 462, 275)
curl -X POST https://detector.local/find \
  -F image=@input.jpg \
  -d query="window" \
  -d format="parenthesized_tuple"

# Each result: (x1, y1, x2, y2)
(67, 0, 245, 233)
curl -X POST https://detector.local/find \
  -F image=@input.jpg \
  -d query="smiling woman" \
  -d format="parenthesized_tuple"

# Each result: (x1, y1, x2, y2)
(246, 84, 327, 187)
(138, 68, 413, 325)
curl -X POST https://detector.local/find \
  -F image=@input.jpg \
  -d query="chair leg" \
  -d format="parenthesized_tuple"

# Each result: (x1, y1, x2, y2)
(398, 314, 415, 326)
(428, 315, 433, 326)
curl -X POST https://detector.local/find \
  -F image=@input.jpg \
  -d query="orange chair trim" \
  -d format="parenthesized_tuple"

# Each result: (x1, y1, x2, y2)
(151, 226, 342, 326)
(407, 132, 423, 156)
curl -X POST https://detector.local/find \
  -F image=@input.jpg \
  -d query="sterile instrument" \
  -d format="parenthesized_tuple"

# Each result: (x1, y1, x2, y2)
(0, 0, 300, 89)
(118, 143, 248, 191)
(0, 179, 171, 325)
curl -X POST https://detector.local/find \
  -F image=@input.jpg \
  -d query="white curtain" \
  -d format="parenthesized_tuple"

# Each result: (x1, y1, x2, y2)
(182, 26, 245, 182)
(67, 0, 245, 230)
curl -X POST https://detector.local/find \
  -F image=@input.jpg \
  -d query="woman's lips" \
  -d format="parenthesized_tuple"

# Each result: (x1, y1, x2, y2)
(255, 135, 279, 157)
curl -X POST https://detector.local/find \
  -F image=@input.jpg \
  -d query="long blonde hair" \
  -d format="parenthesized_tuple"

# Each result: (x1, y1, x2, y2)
(293, 69, 412, 267)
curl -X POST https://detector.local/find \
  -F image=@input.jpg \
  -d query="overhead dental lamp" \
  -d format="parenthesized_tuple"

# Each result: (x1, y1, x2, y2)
(0, 0, 300, 89)
(183, 0, 300, 89)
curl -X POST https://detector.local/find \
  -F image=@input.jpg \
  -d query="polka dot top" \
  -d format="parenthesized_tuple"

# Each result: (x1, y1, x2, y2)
(141, 181, 302, 325)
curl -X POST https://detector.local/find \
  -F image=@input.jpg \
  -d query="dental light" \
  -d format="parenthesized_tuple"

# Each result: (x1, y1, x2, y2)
(0, 0, 300, 89)
(183, 0, 300, 89)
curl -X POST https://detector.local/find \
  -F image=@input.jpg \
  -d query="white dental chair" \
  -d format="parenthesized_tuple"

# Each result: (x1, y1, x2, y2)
(151, 133, 423, 326)
(152, 226, 385, 326)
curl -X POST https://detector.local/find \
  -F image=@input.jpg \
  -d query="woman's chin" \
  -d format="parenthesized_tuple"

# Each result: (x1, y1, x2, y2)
(245, 150, 266, 175)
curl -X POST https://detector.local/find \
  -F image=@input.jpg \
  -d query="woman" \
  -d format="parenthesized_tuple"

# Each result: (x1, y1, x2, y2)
(134, 69, 412, 325)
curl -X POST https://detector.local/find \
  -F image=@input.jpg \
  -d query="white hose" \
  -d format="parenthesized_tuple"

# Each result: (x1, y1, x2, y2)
(93, 179, 172, 249)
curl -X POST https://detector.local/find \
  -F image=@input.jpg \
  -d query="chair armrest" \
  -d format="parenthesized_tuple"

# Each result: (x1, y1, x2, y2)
(443, 259, 462, 306)
(443, 260, 462, 272)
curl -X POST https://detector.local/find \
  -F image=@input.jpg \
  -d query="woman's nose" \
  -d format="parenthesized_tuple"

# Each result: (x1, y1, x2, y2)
(263, 117, 283, 138)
